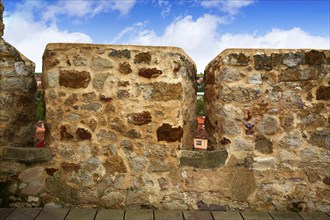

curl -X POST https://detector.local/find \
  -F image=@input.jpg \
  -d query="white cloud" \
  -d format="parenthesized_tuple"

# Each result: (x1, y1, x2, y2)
(201, 0, 254, 15)
(118, 14, 224, 73)
(158, 0, 171, 17)
(116, 15, 330, 73)
(3, 2, 93, 72)
(218, 28, 330, 50)
(42, 0, 137, 22)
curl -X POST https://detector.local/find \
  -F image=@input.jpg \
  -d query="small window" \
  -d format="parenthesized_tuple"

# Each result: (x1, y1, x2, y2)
(196, 140, 202, 145)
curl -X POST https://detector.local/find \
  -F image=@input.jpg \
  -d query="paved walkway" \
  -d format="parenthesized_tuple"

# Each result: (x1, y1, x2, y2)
(0, 208, 329, 220)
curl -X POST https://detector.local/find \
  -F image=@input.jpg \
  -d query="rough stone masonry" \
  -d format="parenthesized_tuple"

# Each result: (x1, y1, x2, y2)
(0, 0, 330, 211)
(205, 49, 330, 211)
(0, 0, 37, 155)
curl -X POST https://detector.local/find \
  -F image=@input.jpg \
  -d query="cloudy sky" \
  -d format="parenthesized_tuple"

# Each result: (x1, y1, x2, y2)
(2, 0, 330, 73)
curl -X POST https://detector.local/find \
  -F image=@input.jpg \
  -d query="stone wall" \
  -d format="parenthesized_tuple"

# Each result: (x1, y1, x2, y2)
(0, 0, 37, 155)
(205, 49, 330, 211)
(40, 43, 197, 208)
(0, 1, 329, 209)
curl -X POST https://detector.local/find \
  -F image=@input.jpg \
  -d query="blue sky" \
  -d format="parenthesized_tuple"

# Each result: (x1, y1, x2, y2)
(3, 0, 330, 73)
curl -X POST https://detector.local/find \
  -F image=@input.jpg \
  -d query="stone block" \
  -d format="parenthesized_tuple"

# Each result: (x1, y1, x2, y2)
(179, 150, 228, 169)
(3, 147, 52, 163)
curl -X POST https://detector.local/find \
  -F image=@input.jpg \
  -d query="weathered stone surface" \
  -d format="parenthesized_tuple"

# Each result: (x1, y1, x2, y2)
(180, 150, 228, 169)
(19, 167, 44, 183)
(118, 62, 132, 74)
(104, 156, 127, 174)
(253, 157, 277, 170)
(143, 82, 182, 101)
(222, 86, 261, 103)
(134, 52, 151, 64)
(64, 94, 78, 105)
(138, 68, 162, 78)
(279, 66, 320, 82)
(93, 72, 108, 90)
(305, 50, 325, 65)
(72, 53, 87, 66)
(97, 130, 118, 141)
(148, 160, 172, 172)
(110, 117, 126, 133)
(109, 49, 131, 59)
(309, 130, 330, 150)
(117, 90, 130, 99)
(82, 92, 97, 101)
(255, 135, 273, 154)
(125, 129, 142, 139)
(229, 168, 256, 201)
(120, 140, 133, 151)
(91, 55, 113, 70)
(3, 147, 52, 163)
(61, 162, 81, 172)
(219, 67, 244, 82)
(254, 54, 272, 70)
(227, 53, 250, 66)
(130, 156, 147, 172)
(204, 49, 329, 211)
(256, 116, 278, 135)
(0, 0, 4, 37)
(316, 86, 330, 100)
(59, 70, 91, 88)
(76, 128, 92, 141)
(248, 73, 262, 84)
(127, 111, 152, 125)
(279, 131, 304, 149)
(283, 52, 304, 67)
(81, 102, 102, 112)
(157, 123, 183, 142)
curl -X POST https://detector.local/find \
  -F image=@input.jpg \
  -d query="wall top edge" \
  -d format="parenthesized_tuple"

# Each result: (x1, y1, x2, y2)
(221, 48, 330, 55)
(44, 42, 196, 65)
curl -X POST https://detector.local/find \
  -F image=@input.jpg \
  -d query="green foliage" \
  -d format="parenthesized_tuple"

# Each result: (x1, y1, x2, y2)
(36, 91, 44, 121)
(196, 96, 205, 116)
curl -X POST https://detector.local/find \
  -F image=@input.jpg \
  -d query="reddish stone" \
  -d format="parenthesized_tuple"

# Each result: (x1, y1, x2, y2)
(157, 123, 183, 142)
(104, 156, 127, 174)
(323, 176, 330, 185)
(118, 62, 132, 74)
(228, 53, 250, 66)
(138, 68, 162, 78)
(149, 82, 182, 101)
(118, 81, 130, 87)
(100, 94, 113, 102)
(59, 70, 91, 88)
(305, 50, 325, 65)
(43, 49, 60, 69)
(60, 125, 73, 140)
(45, 168, 58, 176)
(316, 86, 330, 100)
(61, 162, 81, 172)
(134, 52, 151, 64)
(64, 94, 78, 105)
(76, 128, 92, 141)
(19, 167, 43, 183)
(220, 137, 231, 145)
(127, 111, 152, 125)
(21, 180, 43, 195)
